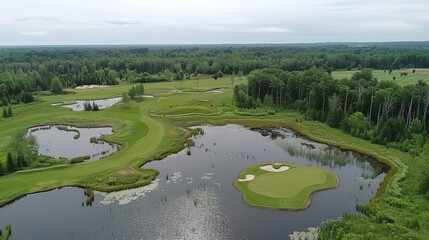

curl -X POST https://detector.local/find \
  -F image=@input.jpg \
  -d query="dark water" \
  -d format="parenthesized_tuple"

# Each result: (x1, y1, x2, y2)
(0, 125, 387, 239)
(61, 97, 122, 111)
(28, 125, 117, 160)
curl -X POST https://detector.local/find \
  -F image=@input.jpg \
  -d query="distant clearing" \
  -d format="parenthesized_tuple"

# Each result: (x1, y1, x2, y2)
(332, 69, 429, 86)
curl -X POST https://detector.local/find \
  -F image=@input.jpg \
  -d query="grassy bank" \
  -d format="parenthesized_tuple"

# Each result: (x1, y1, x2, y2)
(0, 76, 427, 238)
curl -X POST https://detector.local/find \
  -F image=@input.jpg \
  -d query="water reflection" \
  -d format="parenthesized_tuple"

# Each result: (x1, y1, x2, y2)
(60, 97, 122, 111)
(28, 125, 118, 161)
(255, 128, 387, 178)
(0, 125, 387, 240)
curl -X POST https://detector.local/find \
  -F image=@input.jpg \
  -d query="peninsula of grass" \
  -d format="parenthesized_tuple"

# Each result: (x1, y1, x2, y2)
(234, 162, 338, 209)
(152, 105, 220, 117)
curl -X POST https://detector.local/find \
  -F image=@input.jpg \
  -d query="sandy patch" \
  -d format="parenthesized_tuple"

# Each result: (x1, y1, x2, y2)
(97, 179, 159, 205)
(75, 85, 108, 90)
(238, 174, 255, 182)
(211, 90, 223, 94)
(260, 164, 290, 172)
(51, 102, 65, 106)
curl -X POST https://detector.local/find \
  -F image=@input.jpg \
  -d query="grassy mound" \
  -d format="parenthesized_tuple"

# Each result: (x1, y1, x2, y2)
(234, 162, 337, 209)
(153, 105, 220, 116)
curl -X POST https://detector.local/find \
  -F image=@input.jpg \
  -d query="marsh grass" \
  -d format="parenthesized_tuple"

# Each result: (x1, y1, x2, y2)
(84, 189, 95, 206)
(70, 155, 90, 164)
(1, 224, 11, 240)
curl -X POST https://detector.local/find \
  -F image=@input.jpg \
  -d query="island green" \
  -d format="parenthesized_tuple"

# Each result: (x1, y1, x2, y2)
(234, 163, 337, 209)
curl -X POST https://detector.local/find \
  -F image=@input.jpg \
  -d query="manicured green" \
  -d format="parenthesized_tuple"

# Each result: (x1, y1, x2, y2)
(234, 163, 337, 209)
(332, 68, 429, 86)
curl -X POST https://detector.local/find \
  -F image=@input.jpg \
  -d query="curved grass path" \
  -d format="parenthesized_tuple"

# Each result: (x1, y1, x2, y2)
(234, 163, 338, 209)
(0, 95, 186, 206)
(0, 78, 240, 206)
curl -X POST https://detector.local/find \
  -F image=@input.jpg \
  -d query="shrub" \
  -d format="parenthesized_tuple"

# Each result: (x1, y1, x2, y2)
(51, 77, 63, 93)
(419, 169, 429, 199)
(406, 217, 420, 230)
(6, 152, 15, 172)
(0, 161, 5, 176)
(70, 155, 90, 164)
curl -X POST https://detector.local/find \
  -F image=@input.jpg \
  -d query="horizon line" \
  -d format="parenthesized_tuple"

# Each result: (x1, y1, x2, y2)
(1, 40, 428, 48)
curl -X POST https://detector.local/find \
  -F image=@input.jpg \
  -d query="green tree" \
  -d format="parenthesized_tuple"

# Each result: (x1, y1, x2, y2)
(51, 77, 63, 93)
(7, 106, 12, 117)
(129, 86, 136, 99)
(9, 133, 38, 168)
(0, 161, 5, 175)
(419, 169, 429, 199)
(122, 92, 130, 104)
(92, 102, 100, 111)
(2, 108, 7, 118)
(163, 69, 174, 81)
(6, 152, 15, 172)
(84, 102, 92, 111)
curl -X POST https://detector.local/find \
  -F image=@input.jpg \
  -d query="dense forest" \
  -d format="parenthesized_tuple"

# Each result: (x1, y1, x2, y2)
(235, 68, 429, 156)
(1, 43, 429, 106)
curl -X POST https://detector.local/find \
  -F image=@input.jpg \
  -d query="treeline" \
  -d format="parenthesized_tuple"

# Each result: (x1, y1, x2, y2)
(235, 68, 429, 156)
(1, 44, 429, 106)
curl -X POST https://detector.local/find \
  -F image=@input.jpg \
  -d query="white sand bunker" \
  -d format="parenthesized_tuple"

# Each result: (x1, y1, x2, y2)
(97, 179, 159, 205)
(75, 85, 107, 90)
(238, 174, 255, 182)
(260, 164, 290, 172)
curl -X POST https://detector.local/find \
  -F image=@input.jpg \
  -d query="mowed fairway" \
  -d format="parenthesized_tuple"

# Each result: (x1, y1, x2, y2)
(332, 68, 429, 86)
(0, 76, 245, 206)
(234, 163, 337, 209)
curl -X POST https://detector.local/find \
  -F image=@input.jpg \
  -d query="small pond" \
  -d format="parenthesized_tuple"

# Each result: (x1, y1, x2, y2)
(28, 125, 118, 161)
(1, 125, 387, 239)
(60, 97, 122, 111)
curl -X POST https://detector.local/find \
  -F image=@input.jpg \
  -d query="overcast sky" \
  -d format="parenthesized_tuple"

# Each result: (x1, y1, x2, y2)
(1, 0, 428, 45)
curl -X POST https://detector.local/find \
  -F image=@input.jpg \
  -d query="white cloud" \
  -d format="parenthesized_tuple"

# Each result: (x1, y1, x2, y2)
(0, 0, 428, 44)
(248, 27, 290, 33)
(20, 31, 49, 36)
(102, 19, 141, 25)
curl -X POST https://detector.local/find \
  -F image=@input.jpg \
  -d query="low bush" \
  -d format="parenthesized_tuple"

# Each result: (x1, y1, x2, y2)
(70, 155, 90, 164)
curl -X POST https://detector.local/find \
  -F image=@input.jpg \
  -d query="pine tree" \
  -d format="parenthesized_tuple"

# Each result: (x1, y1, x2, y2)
(84, 102, 92, 111)
(6, 152, 15, 172)
(0, 161, 5, 175)
(2, 108, 7, 118)
(92, 102, 100, 111)
(7, 106, 12, 117)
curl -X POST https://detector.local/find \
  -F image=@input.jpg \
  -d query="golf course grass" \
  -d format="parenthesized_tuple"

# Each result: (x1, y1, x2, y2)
(0, 76, 428, 238)
(332, 68, 429, 86)
(234, 162, 338, 209)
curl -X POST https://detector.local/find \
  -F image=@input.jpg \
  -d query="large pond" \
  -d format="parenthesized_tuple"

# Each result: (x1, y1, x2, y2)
(28, 125, 118, 161)
(0, 125, 387, 239)
(60, 97, 122, 111)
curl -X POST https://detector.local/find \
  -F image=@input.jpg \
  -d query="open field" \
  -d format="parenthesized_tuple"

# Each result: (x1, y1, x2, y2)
(332, 68, 429, 86)
(0, 76, 428, 238)
(234, 162, 337, 209)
